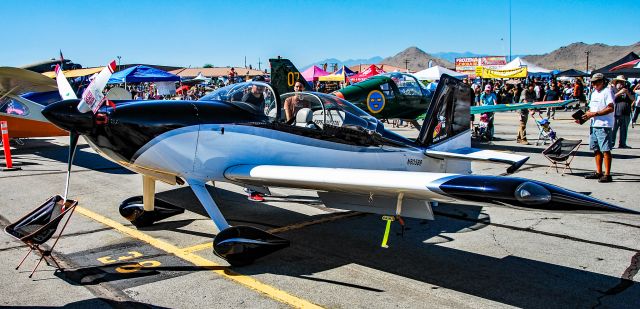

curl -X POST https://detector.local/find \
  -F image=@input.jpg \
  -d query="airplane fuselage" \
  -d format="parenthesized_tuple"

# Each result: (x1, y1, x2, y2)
(60, 99, 471, 184)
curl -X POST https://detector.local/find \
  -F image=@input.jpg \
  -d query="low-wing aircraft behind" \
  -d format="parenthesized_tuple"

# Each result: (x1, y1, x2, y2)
(0, 67, 67, 138)
(42, 73, 638, 266)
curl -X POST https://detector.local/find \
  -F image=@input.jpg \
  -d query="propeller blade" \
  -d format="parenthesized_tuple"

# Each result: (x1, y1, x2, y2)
(54, 64, 78, 100)
(77, 60, 116, 114)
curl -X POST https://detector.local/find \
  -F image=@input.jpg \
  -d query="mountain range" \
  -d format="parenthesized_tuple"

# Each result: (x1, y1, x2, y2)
(304, 42, 640, 73)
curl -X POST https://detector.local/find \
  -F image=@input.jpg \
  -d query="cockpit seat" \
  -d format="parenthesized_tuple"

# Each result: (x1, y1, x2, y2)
(295, 108, 315, 128)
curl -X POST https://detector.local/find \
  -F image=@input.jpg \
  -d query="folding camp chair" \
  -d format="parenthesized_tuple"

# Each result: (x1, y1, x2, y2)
(542, 138, 582, 176)
(4, 195, 77, 278)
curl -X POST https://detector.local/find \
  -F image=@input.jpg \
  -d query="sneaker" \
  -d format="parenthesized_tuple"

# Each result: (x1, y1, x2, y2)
(584, 172, 603, 179)
(248, 192, 264, 202)
(619, 145, 632, 149)
(598, 175, 613, 183)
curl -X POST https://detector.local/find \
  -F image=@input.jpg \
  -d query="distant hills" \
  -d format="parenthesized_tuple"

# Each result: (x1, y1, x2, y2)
(303, 42, 640, 73)
(523, 42, 640, 71)
(380, 47, 453, 71)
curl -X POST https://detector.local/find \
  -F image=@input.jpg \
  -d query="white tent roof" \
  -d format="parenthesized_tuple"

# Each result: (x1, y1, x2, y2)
(413, 66, 467, 80)
(500, 57, 551, 73)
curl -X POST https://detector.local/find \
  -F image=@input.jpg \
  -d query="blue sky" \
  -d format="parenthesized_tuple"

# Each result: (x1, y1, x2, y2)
(1, 0, 638, 68)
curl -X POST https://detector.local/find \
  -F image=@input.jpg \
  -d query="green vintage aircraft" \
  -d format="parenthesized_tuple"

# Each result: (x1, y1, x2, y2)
(269, 58, 576, 128)
(270, 58, 433, 128)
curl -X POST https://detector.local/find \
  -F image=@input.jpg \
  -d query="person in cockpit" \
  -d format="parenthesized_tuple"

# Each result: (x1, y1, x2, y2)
(242, 76, 266, 108)
(284, 80, 309, 123)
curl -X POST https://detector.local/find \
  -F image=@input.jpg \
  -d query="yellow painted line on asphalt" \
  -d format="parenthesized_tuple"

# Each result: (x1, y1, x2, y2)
(75, 206, 323, 309)
(180, 211, 363, 253)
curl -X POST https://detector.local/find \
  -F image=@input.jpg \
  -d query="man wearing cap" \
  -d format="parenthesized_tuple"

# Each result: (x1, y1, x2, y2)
(611, 75, 633, 148)
(581, 73, 615, 183)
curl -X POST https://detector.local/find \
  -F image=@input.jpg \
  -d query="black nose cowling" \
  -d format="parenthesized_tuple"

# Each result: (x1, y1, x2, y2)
(42, 99, 94, 134)
(438, 175, 640, 214)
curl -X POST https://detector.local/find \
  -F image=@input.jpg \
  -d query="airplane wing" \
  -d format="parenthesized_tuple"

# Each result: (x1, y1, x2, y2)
(224, 165, 634, 219)
(0, 67, 58, 96)
(471, 99, 576, 114)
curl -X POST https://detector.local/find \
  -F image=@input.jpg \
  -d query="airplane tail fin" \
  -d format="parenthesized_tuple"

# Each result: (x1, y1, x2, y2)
(416, 74, 472, 148)
(269, 58, 312, 95)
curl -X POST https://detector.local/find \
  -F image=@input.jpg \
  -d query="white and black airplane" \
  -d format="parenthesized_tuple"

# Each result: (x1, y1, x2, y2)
(42, 73, 638, 266)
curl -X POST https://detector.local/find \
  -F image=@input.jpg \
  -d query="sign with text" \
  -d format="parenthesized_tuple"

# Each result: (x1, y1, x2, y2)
(456, 56, 507, 77)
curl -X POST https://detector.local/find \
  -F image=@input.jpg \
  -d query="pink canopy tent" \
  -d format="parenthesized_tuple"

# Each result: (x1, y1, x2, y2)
(301, 65, 329, 83)
(349, 65, 386, 83)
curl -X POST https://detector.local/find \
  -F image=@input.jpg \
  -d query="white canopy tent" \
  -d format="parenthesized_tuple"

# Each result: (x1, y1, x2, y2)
(499, 57, 551, 73)
(413, 66, 467, 80)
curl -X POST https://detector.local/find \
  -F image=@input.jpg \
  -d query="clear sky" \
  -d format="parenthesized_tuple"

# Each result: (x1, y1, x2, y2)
(1, 0, 638, 68)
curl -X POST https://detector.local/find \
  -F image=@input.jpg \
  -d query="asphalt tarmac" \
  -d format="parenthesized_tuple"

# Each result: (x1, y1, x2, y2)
(1, 110, 639, 308)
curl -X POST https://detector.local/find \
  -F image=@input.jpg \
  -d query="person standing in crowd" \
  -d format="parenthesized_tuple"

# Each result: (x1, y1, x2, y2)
(573, 78, 585, 108)
(517, 83, 536, 144)
(580, 73, 615, 183)
(228, 68, 236, 84)
(611, 75, 632, 148)
(543, 83, 560, 119)
(480, 85, 497, 138)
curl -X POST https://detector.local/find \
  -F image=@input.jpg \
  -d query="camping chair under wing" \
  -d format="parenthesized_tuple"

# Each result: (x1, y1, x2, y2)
(4, 195, 78, 278)
(542, 138, 582, 176)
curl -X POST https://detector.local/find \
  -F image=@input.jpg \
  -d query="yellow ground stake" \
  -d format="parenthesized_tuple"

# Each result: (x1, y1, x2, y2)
(380, 216, 395, 248)
(75, 206, 322, 309)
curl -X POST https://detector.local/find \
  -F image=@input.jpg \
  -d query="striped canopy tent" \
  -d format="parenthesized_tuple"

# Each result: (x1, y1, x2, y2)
(301, 65, 329, 83)
(318, 65, 355, 82)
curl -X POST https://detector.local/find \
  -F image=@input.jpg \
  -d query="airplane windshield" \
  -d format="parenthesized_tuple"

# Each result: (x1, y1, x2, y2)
(381, 72, 426, 93)
(315, 93, 377, 122)
(199, 82, 276, 119)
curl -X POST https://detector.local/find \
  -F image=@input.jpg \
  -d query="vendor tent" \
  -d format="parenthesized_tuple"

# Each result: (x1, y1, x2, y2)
(301, 65, 329, 83)
(349, 65, 386, 83)
(317, 65, 355, 82)
(413, 66, 467, 80)
(108, 65, 180, 84)
(593, 52, 640, 78)
(500, 57, 551, 75)
(556, 69, 588, 77)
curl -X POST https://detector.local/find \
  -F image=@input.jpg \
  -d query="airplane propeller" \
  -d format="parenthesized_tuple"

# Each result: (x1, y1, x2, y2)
(53, 62, 116, 203)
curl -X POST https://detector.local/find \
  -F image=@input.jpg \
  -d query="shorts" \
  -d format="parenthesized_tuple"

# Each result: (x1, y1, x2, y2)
(589, 127, 612, 152)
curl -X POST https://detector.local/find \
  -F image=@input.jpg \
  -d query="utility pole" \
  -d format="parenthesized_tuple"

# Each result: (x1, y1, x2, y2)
(258, 58, 262, 71)
(117, 56, 121, 71)
(404, 59, 410, 70)
(244, 56, 247, 68)
(509, 0, 512, 61)
(585, 51, 591, 74)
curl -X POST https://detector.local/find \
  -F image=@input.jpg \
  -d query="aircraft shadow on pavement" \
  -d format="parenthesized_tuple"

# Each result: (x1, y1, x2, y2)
(117, 186, 639, 308)
(17, 297, 167, 309)
(9, 143, 133, 175)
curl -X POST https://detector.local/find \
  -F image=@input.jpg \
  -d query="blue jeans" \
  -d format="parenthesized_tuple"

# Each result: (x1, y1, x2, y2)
(612, 115, 631, 147)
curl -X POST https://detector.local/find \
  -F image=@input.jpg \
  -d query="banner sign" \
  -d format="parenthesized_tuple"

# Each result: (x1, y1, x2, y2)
(475, 66, 527, 79)
(455, 56, 507, 77)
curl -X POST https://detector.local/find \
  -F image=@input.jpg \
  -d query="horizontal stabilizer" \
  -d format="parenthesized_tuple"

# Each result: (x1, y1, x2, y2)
(424, 147, 528, 174)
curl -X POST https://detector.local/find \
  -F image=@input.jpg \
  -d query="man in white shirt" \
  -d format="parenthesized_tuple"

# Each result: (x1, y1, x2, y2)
(580, 73, 615, 182)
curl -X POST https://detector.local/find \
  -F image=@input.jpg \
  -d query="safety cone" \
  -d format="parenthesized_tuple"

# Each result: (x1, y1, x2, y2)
(1, 121, 21, 171)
